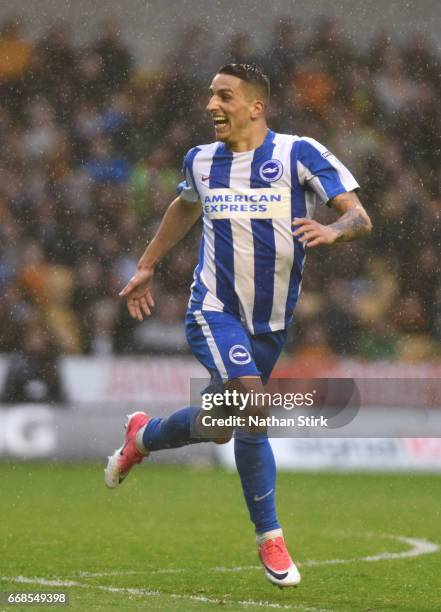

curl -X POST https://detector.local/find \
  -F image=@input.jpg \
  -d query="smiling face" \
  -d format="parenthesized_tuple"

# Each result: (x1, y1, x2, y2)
(206, 73, 266, 148)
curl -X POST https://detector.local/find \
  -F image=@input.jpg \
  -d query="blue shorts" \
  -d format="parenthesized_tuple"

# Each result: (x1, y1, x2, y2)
(185, 310, 287, 386)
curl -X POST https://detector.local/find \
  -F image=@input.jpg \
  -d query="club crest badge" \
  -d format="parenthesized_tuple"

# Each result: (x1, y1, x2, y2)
(229, 345, 252, 365)
(259, 159, 283, 183)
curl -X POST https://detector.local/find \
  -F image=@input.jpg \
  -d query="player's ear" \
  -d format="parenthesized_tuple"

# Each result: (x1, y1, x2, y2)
(250, 99, 265, 119)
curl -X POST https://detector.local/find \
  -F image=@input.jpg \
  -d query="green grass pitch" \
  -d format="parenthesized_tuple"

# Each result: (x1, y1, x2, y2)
(0, 463, 440, 611)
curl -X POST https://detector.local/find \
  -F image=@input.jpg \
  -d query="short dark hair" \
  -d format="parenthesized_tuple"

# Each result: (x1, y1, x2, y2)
(218, 63, 270, 103)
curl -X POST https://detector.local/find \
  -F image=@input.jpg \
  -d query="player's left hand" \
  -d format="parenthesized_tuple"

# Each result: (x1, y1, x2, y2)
(119, 267, 155, 321)
(292, 217, 339, 247)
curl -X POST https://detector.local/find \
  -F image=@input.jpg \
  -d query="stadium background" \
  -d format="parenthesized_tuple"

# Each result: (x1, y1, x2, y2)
(0, 1, 440, 464)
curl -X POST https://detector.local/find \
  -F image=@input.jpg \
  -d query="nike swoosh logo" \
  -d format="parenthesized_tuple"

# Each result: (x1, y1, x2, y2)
(263, 563, 289, 581)
(201, 175, 210, 182)
(253, 489, 273, 502)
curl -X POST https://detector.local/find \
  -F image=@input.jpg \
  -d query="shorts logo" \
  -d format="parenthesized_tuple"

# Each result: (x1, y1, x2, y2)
(259, 159, 283, 183)
(229, 345, 252, 365)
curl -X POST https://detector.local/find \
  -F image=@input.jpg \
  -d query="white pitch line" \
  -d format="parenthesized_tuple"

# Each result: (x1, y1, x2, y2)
(71, 533, 439, 578)
(75, 568, 189, 577)
(302, 534, 439, 567)
(0, 575, 327, 612)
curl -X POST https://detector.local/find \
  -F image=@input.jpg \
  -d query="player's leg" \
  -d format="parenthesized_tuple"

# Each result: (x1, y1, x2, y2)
(231, 377, 300, 587)
(127, 310, 265, 454)
(104, 405, 219, 488)
(104, 312, 235, 488)
(231, 331, 300, 587)
(134, 309, 238, 451)
(188, 316, 299, 586)
(231, 330, 285, 536)
(131, 310, 272, 456)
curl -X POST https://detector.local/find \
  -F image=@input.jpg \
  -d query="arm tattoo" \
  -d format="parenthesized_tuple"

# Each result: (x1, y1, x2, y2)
(330, 206, 372, 242)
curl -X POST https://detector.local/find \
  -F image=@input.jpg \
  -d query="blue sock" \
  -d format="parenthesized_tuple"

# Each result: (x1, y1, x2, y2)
(142, 407, 204, 451)
(234, 430, 280, 534)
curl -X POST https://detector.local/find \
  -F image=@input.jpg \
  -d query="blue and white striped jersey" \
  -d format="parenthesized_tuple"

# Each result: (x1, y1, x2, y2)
(179, 130, 359, 335)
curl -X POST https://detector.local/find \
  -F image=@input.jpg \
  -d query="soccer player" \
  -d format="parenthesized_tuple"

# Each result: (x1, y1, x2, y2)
(104, 63, 372, 587)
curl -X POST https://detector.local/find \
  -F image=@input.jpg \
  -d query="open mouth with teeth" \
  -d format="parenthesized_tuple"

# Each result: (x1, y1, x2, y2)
(213, 115, 229, 128)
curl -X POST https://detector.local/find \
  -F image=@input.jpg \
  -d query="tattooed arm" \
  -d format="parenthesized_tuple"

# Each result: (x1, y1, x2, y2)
(292, 191, 372, 248)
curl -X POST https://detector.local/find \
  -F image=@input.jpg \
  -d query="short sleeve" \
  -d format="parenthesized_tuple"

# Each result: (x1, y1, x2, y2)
(177, 148, 200, 203)
(296, 137, 359, 206)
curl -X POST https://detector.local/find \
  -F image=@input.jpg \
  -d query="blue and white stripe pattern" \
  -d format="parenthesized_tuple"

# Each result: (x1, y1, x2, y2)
(180, 130, 359, 335)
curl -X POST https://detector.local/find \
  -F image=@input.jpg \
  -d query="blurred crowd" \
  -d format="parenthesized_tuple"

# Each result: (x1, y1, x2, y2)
(0, 15, 440, 383)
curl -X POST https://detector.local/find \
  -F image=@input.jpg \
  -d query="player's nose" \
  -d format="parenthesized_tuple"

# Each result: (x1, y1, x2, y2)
(206, 96, 218, 112)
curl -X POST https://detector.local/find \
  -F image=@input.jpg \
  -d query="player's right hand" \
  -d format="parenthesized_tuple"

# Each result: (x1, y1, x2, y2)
(119, 267, 155, 321)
